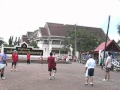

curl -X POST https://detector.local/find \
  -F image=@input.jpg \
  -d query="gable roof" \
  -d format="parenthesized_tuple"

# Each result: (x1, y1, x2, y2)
(94, 40, 120, 52)
(27, 32, 33, 37)
(46, 22, 106, 39)
(21, 35, 30, 44)
(40, 27, 49, 36)
(22, 22, 107, 43)
(28, 29, 39, 39)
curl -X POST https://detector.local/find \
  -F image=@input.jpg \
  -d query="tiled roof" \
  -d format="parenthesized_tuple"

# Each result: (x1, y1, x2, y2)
(27, 32, 33, 37)
(21, 35, 30, 44)
(22, 22, 107, 43)
(47, 22, 65, 36)
(46, 22, 106, 39)
(28, 29, 39, 39)
(94, 40, 120, 52)
(40, 27, 49, 36)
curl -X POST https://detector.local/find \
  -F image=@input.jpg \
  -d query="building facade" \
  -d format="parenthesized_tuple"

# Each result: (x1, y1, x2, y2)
(22, 22, 106, 58)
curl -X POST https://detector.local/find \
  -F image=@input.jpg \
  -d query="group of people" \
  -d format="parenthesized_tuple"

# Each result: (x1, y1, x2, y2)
(0, 50, 57, 80)
(84, 51, 112, 86)
(0, 49, 112, 86)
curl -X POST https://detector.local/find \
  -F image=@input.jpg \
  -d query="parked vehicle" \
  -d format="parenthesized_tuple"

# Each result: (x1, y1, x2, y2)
(112, 59, 120, 71)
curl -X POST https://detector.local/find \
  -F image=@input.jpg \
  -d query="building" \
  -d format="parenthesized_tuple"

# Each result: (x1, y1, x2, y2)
(22, 22, 106, 58)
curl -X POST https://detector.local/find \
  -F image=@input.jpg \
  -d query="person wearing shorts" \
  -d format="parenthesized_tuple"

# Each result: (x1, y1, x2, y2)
(47, 52, 57, 80)
(0, 51, 7, 80)
(102, 52, 112, 81)
(85, 54, 96, 86)
(11, 50, 18, 71)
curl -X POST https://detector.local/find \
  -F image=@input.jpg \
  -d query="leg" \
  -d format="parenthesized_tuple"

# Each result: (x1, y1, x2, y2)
(85, 76, 89, 85)
(14, 62, 17, 71)
(105, 72, 108, 79)
(107, 72, 110, 80)
(90, 76, 93, 85)
(1, 68, 5, 79)
(48, 68, 52, 80)
(11, 62, 14, 71)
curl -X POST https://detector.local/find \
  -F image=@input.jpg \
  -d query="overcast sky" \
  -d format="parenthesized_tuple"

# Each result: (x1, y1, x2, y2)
(0, 0, 120, 43)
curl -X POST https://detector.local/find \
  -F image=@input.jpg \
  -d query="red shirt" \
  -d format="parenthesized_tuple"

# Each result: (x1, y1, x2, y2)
(27, 54, 30, 60)
(12, 53, 18, 62)
(47, 56, 56, 69)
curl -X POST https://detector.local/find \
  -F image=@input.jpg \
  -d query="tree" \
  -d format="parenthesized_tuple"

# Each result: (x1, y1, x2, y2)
(0, 38, 4, 46)
(117, 25, 120, 35)
(8, 36, 14, 46)
(29, 41, 38, 48)
(14, 37, 17, 45)
(63, 28, 105, 55)
(17, 37, 21, 46)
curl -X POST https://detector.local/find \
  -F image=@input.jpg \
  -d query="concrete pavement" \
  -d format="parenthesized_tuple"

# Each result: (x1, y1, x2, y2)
(0, 62, 120, 90)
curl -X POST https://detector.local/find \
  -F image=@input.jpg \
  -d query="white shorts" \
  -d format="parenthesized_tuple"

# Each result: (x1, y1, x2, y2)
(0, 64, 6, 69)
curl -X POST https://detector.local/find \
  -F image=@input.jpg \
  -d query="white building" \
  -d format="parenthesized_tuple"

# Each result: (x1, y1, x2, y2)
(22, 22, 106, 58)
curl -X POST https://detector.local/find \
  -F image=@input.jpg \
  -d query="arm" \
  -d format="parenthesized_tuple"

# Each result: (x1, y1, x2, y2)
(85, 61, 88, 73)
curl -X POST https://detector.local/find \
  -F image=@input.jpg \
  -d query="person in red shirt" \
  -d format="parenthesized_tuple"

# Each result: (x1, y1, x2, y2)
(27, 52, 31, 64)
(11, 50, 18, 71)
(47, 52, 57, 80)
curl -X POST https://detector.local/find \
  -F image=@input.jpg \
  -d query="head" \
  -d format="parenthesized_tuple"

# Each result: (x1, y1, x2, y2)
(50, 52, 53, 56)
(88, 54, 92, 58)
(13, 50, 17, 54)
(108, 52, 111, 56)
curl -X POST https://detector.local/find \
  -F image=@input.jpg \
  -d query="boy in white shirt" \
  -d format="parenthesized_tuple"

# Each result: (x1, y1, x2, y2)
(85, 54, 96, 86)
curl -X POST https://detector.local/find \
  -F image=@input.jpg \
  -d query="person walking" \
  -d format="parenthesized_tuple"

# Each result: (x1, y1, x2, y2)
(27, 52, 31, 64)
(84, 54, 96, 86)
(11, 50, 18, 71)
(102, 52, 112, 81)
(0, 51, 7, 80)
(39, 54, 43, 64)
(47, 52, 57, 80)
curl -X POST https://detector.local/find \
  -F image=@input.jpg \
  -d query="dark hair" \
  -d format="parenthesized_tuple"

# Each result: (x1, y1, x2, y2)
(50, 52, 53, 56)
(108, 52, 111, 56)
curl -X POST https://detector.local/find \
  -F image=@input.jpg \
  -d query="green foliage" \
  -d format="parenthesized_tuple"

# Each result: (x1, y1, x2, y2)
(63, 28, 105, 53)
(29, 41, 39, 48)
(14, 37, 17, 45)
(17, 37, 21, 46)
(117, 25, 120, 35)
(0, 40, 4, 46)
(8, 36, 13, 46)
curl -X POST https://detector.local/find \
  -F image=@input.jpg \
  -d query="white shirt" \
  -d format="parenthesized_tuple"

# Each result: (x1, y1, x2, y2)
(85, 58, 96, 69)
(105, 56, 112, 68)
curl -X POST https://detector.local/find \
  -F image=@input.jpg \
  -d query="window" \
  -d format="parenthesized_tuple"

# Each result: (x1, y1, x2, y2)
(52, 40, 60, 44)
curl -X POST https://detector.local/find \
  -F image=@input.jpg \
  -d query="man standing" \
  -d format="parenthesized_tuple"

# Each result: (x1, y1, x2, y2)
(47, 52, 57, 80)
(85, 54, 96, 86)
(0, 51, 7, 80)
(27, 52, 31, 64)
(11, 50, 18, 71)
(102, 52, 112, 81)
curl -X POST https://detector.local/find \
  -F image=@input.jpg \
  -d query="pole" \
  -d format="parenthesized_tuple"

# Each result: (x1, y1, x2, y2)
(74, 24, 77, 57)
(102, 16, 111, 68)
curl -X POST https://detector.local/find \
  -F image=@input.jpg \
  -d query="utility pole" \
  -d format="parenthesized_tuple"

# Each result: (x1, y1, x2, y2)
(74, 24, 77, 57)
(102, 16, 111, 68)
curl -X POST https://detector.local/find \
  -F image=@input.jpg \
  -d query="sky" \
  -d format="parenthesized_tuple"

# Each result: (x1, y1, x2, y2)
(0, 0, 120, 43)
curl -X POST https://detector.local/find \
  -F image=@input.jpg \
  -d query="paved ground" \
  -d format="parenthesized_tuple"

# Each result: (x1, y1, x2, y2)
(0, 62, 120, 90)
